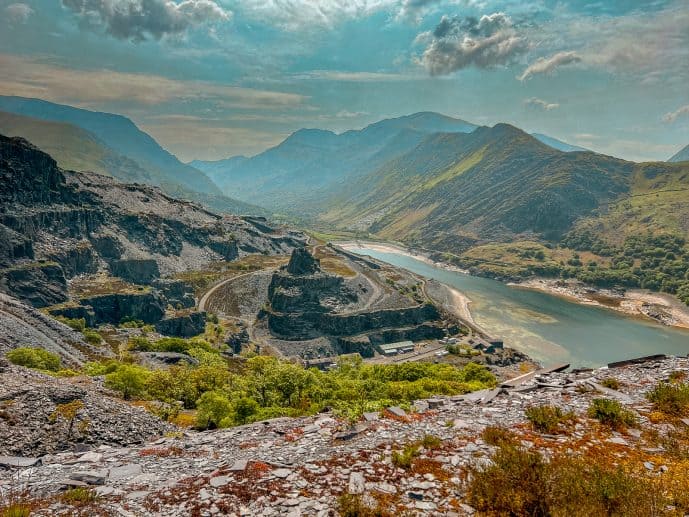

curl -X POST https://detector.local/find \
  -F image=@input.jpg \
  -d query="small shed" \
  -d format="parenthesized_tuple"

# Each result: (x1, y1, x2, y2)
(379, 341, 415, 356)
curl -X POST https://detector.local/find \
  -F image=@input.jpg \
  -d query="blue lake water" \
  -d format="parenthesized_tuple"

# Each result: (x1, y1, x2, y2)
(353, 247, 689, 368)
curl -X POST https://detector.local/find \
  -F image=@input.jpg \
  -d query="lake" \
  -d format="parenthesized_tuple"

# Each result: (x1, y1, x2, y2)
(352, 247, 689, 368)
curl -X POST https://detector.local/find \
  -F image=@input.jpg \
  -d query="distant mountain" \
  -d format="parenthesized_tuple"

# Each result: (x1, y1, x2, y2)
(0, 98, 263, 216)
(669, 144, 689, 162)
(320, 123, 635, 247)
(0, 96, 220, 196)
(531, 133, 588, 152)
(195, 112, 479, 211)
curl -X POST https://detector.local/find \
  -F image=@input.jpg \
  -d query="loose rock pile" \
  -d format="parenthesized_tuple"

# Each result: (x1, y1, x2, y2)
(2, 356, 687, 516)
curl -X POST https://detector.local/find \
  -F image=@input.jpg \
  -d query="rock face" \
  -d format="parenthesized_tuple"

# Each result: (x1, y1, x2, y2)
(286, 247, 321, 275)
(151, 279, 195, 309)
(110, 258, 160, 284)
(0, 365, 172, 456)
(0, 134, 306, 307)
(0, 293, 98, 366)
(155, 311, 207, 338)
(79, 291, 166, 325)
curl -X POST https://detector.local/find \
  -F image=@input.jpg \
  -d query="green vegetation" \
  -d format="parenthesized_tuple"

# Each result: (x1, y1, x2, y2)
(6, 347, 61, 372)
(81, 353, 494, 429)
(467, 443, 663, 517)
(587, 398, 638, 429)
(391, 443, 420, 469)
(0, 504, 32, 517)
(337, 493, 392, 517)
(60, 488, 97, 504)
(482, 426, 519, 447)
(56, 317, 86, 331)
(600, 377, 621, 390)
(525, 405, 575, 434)
(646, 381, 689, 417)
(82, 329, 103, 345)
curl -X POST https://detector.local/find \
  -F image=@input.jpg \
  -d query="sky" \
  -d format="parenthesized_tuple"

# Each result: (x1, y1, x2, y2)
(0, 0, 687, 162)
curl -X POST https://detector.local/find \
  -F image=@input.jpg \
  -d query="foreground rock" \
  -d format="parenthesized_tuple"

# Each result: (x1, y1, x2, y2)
(3, 356, 687, 516)
(0, 365, 172, 457)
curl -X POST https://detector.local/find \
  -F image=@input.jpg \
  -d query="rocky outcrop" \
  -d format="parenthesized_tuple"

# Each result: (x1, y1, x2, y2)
(79, 291, 166, 325)
(286, 247, 320, 275)
(151, 279, 195, 309)
(110, 258, 160, 285)
(47, 303, 97, 328)
(0, 261, 68, 307)
(0, 293, 98, 366)
(0, 365, 172, 456)
(155, 311, 206, 338)
(0, 134, 306, 307)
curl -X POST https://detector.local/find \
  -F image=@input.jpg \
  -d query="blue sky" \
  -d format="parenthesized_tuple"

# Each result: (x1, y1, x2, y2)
(0, 0, 687, 162)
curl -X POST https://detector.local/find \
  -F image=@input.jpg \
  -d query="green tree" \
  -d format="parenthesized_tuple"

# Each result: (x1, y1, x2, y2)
(6, 347, 61, 371)
(105, 364, 150, 400)
(196, 390, 232, 429)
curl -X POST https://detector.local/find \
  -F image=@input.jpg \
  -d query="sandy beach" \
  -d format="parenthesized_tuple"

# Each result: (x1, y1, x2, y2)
(514, 278, 689, 330)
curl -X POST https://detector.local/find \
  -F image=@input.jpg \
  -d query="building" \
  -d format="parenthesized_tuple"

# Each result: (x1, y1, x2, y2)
(378, 341, 415, 356)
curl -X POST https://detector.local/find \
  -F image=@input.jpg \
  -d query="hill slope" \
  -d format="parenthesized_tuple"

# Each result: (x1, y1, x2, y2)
(0, 96, 220, 196)
(322, 124, 634, 248)
(669, 144, 689, 162)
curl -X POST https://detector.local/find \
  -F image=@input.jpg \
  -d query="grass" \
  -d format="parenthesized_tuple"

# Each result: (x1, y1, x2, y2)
(526, 405, 575, 434)
(60, 488, 97, 505)
(0, 504, 31, 517)
(467, 443, 664, 517)
(601, 377, 622, 390)
(482, 425, 519, 447)
(587, 398, 638, 430)
(391, 444, 420, 470)
(646, 381, 689, 417)
(337, 494, 393, 517)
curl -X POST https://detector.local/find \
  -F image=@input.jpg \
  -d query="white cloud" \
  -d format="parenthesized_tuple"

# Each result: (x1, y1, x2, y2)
(62, 0, 231, 41)
(4, 3, 34, 24)
(524, 97, 559, 111)
(293, 70, 418, 82)
(415, 13, 528, 76)
(663, 105, 689, 124)
(234, 0, 397, 31)
(0, 54, 306, 109)
(517, 51, 581, 81)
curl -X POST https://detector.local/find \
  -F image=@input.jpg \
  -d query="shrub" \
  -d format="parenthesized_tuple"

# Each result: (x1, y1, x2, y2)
(587, 398, 638, 429)
(525, 405, 574, 434)
(646, 381, 689, 416)
(467, 444, 662, 517)
(420, 434, 442, 450)
(0, 504, 32, 517)
(82, 330, 103, 345)
(337, 494, 392, 517)
(104, 364, 150, 400)
(119, 318, 144, 328)
(600, 377, 621, 390)
(6, 347, 61, 371)
(391, 443, 419, 469)
(196, 390, 232, 429)
(60, 487, 97, 504)
(58, 317, 86, 331)
(482, 425, 518, 447)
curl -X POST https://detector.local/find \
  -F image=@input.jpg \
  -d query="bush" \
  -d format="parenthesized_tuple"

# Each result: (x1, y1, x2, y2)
(104, 364, 150, 400)
(467, 444, 662, 517)
(82, 330, 103, 345)
(391, 443, 419, 469)
(587, 398, 638, 429)
(337, 494, 392, 517)
(58, 317, 86, 331)
(60, 487, 97, 504)
(6, 347, 61, 371)
(482, 425, 518, 447)
(525, 405, 574, 434)
(646, 381, 689, 416)
(600, 377, 621, 390)
(196, 390, 232, 429)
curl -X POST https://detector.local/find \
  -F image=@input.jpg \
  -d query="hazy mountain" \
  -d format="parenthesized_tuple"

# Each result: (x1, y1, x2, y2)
(0, 96, 220, 196)
(193, 112, 479, 210)
(668, 144, 689, 162)
(531, 133, 587, 152)
(321, 123, 635, 247)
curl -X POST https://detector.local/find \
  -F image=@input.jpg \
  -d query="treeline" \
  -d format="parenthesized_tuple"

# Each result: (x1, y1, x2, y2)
(562, 232, 689, 304)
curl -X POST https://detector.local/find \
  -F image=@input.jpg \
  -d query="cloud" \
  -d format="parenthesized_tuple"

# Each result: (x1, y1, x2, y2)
(335, 110, 369, 118)
(293, 70, 418, 82)
(235, 0, 396, 31)
(517, 51, 581, 81)
(4, 3, 34, 23)
(524, 97, 559, 110)
(0, 54, 306, 109)
(61, 0, 231, 41)
(397, 0, 439, 24)
(415, 13, 528, 76)
(663, 105, 689, 123)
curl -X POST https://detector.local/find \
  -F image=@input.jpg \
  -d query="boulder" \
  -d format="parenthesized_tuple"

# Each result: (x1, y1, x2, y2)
(155, 311, 206, 338)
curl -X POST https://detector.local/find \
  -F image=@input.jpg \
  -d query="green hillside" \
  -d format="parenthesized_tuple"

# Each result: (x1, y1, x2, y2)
(321, 124, 634, 247)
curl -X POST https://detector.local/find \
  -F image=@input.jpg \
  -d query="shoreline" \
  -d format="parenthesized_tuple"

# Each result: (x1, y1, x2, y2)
(337, 240, 689, 332)
(512, 278, 689, 330)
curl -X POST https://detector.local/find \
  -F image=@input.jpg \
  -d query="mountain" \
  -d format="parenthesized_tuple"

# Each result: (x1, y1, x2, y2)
(669, 144, 689, 162)
(0, 99, 264, 216)
(192, 112, 479, 211)
(0, 134, 303, 307)
(189, 155, 248, 185)
(0, 96, 220, 196)
(321, 124, 634, 247)
(0, 110, 155, 183)
(531, 133, 587, 152)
